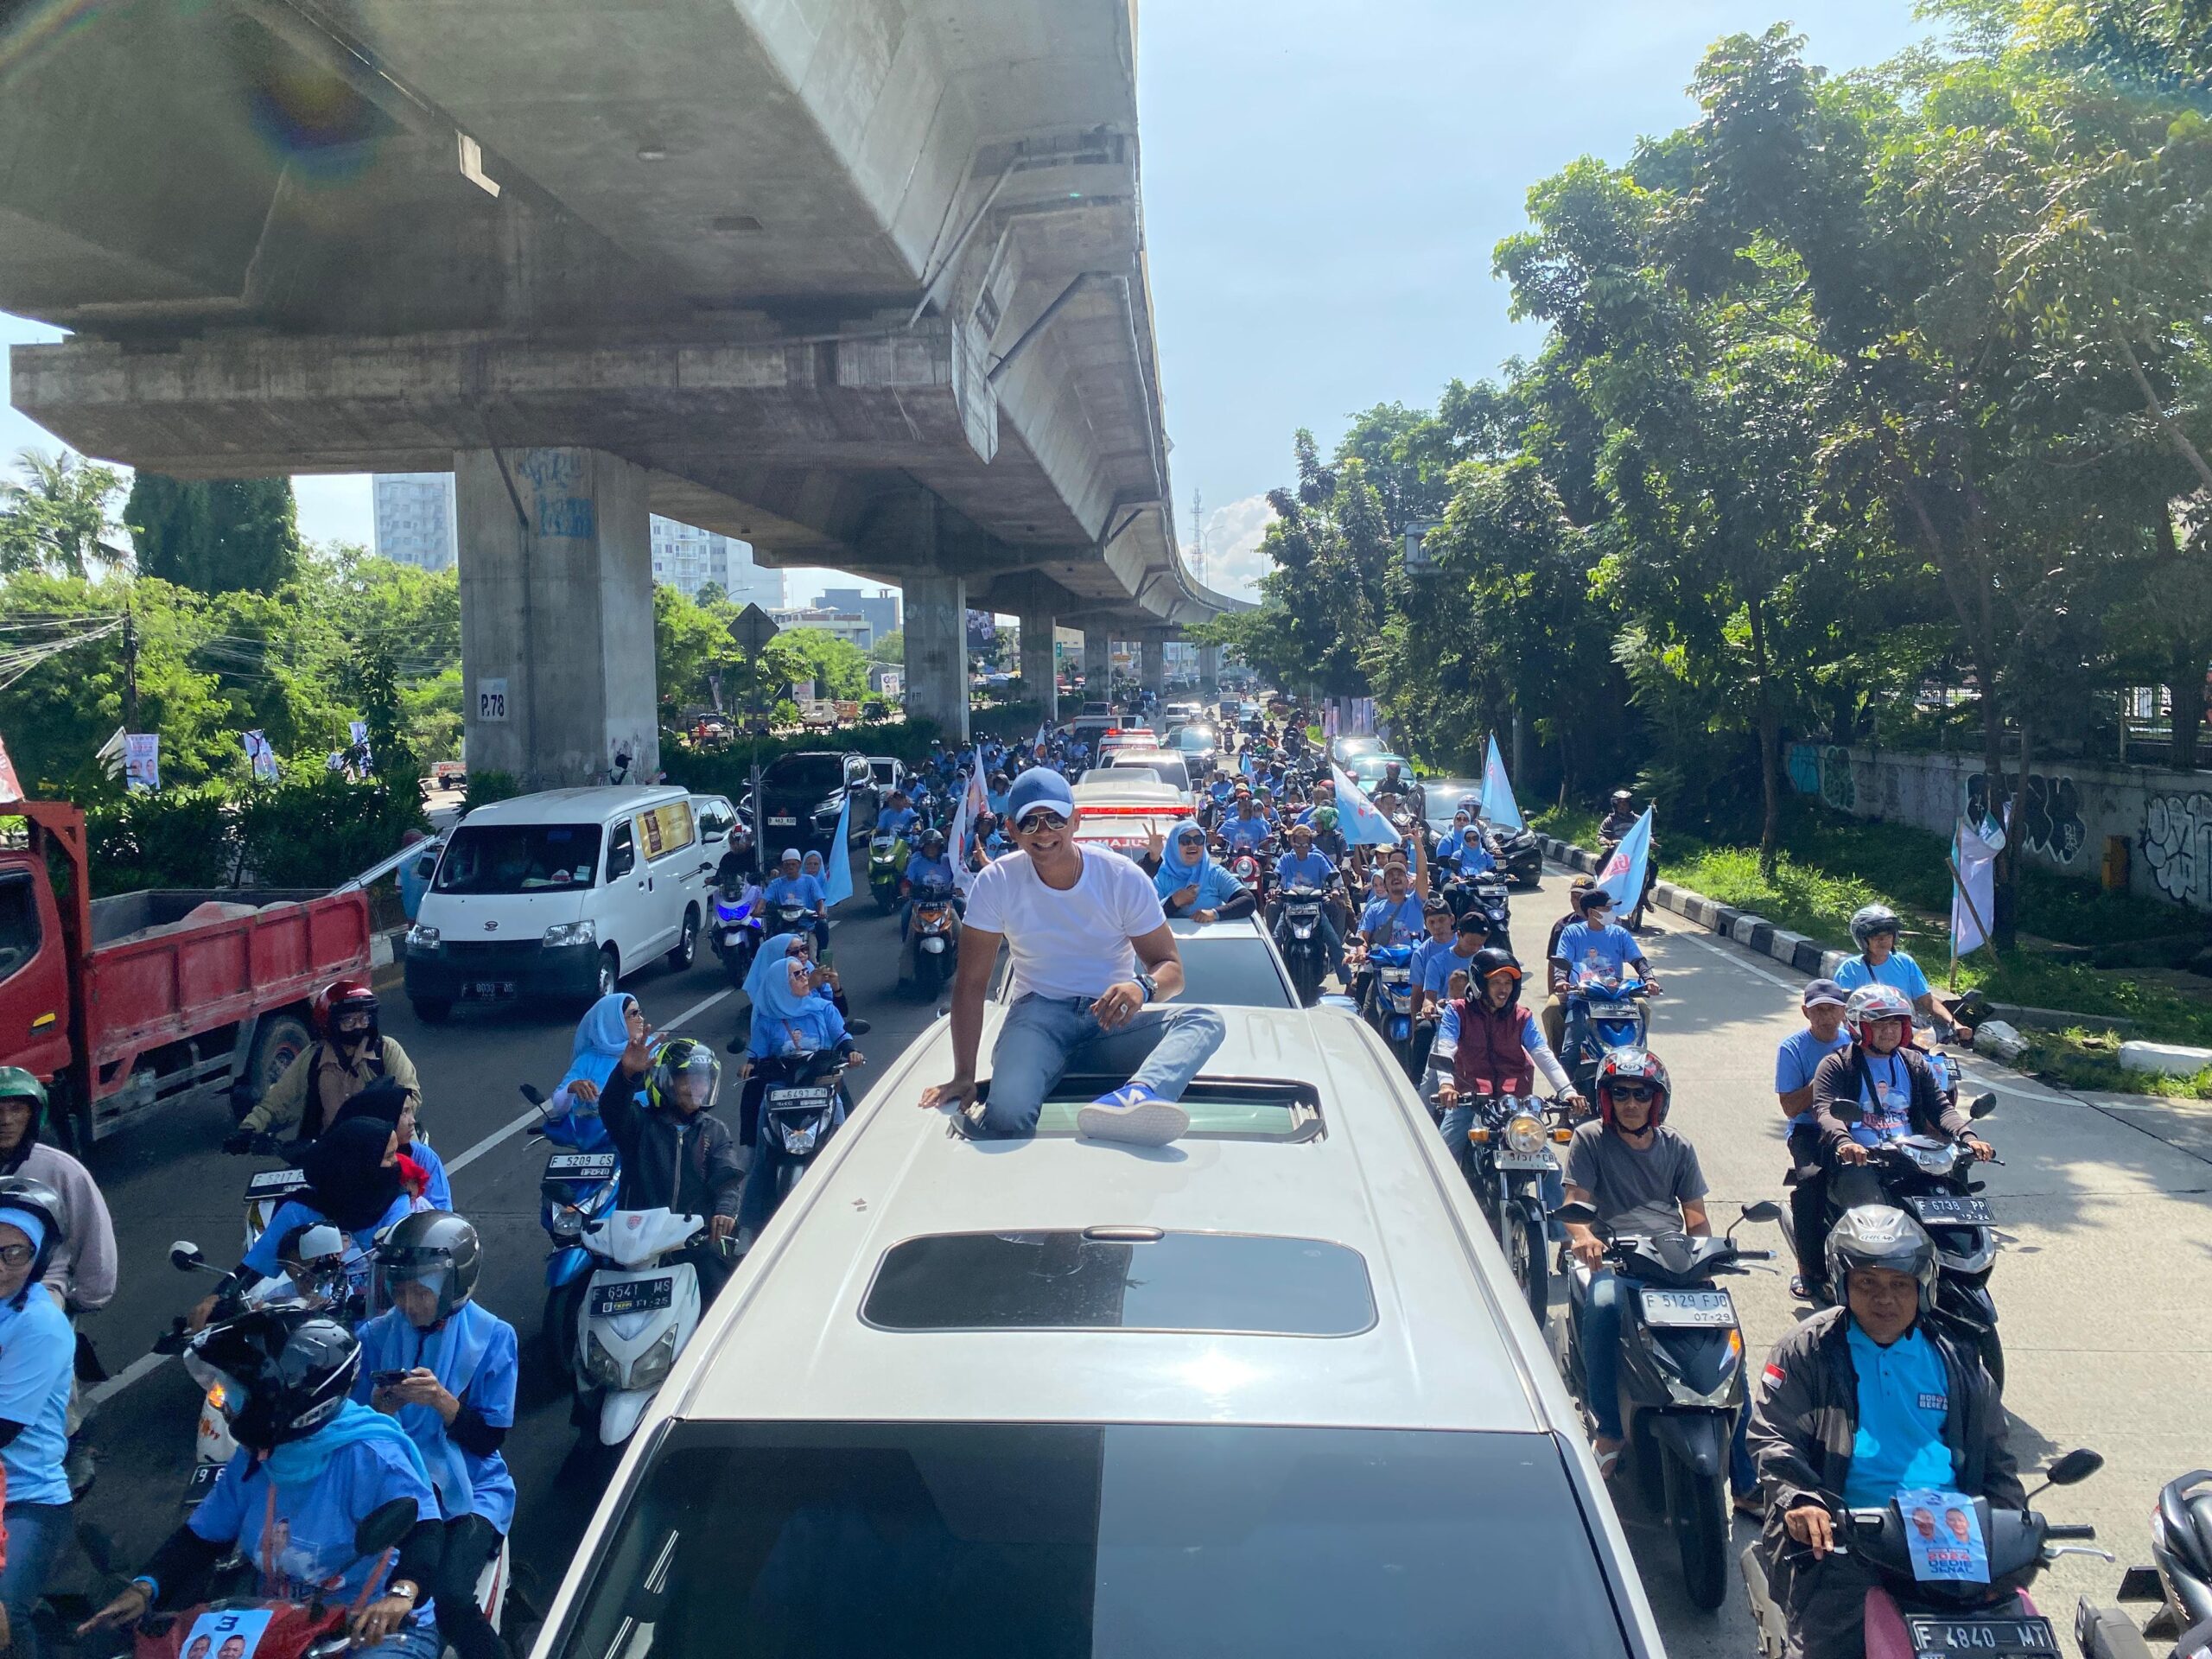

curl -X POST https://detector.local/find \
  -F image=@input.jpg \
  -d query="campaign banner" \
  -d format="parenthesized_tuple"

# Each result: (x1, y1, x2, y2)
(1899, 1489, 1990, 1584)
(0, 734, 23, 806)
(242, 729, 278, 783)
(123, 733, 159, 792)
(965, 610, 997, 652)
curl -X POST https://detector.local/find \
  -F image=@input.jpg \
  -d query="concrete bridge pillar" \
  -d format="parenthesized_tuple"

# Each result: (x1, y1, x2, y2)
(1084, 629, 1113, 696)
(902, 572, 970, 741)
(1140, 632, 1168, 708)
(1019, 613, 1058, 723)
(1199, 644, 1222, 695)
(455, 447, 657, 790)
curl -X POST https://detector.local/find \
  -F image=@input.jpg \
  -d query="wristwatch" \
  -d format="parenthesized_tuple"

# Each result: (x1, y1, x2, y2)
(387, 1580, 421, 1606)
(1135, 972, 1159, 1005)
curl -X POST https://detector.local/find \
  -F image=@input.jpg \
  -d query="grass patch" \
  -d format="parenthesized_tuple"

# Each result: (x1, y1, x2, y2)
(2018, 1027, 2212, 1099)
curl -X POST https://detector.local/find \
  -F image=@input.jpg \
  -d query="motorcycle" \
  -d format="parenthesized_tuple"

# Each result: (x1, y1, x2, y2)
(1274, 883, 1333, 1007)
(1563, 971, 1653, 1098)
(1496, 824, 1545, 888)
(768, 898, 814, 944)
(1362, 944, 1422, 1079)
(904, 880, 962, 997)
(868, 830, 909, 913)
(747, 1049, 850, 1231)
(2075, 1467, 2212, 1659)
(517, 1083, 623, 1375)
(1467, 870, 1514, 953)
(1226, 843, 1271, 906)
(1460, 1085, 1576, 1323)
(708, 881, 763, 988)
(1778, 1098, 2006, 1389)
(1743, 1448, 2109, 1659)
(571, 1205, 713, 1446)
(1560, 1198, 1783, 1610)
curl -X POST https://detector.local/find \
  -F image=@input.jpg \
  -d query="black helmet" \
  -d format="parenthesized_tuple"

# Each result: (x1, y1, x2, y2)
(646, 1037, 721, 1115)
(919, 829, 947, 855)
(1849, 903, 1904, 950)
(1826, 1204, 1938, 1314)
(184, 1307, 361, 1452)
(1611, 788, 1634, 804)
(0, 1174, 67, 1285)
(1469, 947, 1522, 990)
(376, 1211, 482, 1322)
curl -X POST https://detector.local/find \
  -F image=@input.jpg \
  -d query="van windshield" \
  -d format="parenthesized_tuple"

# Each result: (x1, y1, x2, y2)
(435, 823, 602, 894)
(549, 1423, 1631, 1659)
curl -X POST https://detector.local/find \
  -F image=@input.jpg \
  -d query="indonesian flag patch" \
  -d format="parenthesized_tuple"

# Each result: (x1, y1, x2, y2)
(1763, 1362, 1787, 1386)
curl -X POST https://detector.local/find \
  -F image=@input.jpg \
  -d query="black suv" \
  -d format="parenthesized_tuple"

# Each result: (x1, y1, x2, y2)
(754, 751, 876, 860)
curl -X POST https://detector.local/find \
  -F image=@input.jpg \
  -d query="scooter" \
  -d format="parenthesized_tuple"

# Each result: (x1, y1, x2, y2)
(2075, 1468, 2212, 1658)
(868, 830, 909, 913)
(1497, 824, 1545, 888)
(1274, 883, 1333, 1007)
(1560, 1198, 1782, 1610)
(747, 1049, 851, 1230)
(903, 881, 961, 998)
(1779, 1096, 2005, 1389)
(1743, 1448, 2110, 1659)
(768, 898, 814, 944)
(1563, 972, 1653, 1098)
(516, 1084, 622, 1375)
(572, 1205, 711, 1446)
(1460, 1085, 1576, 1323)
(708, 881, 762, 988)
(1362, 944, 1421, 1077)
(1467, 870, 1514, 953)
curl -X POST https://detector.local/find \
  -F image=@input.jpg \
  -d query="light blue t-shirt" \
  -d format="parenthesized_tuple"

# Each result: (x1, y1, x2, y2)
(1362, 894, 1427, 945)
(1847, 1048, 1917, 1147)
(903, 854, 955, 891)
(1408, 936, 1453, 1000)
(1842, 1322, 1957, 1507)
(1160, 861, 1245, 917)
(0, 1283, 74, 1505)
(876, 807, 918, 842)
(1223, 814, 1272, 851)
(1424, 942, 1484, 999)
(1274, 850, 1335, 890)
(765, 873, 828, 912)
(1554, 920, 1644, 987)
(747, 999, 850, 1063)
(1834, 951, 1932, 1002)
(1776, 1027, 1853, 1128)
(352, 1302, 518, 1534)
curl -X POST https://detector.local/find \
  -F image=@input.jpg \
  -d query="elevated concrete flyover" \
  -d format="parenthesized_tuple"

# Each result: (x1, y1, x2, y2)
(2, 0, 1243, 771)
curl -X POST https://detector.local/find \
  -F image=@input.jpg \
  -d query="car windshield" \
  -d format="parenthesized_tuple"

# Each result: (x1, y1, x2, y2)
(549, 1423, 1631, 1659)
(434, 823, 602, 893)
(1176, 935, 1294, 1007)
(1347, 754, 1409, 784)
(1172, 726, 1216, 750)
(766, 755, 845, 792)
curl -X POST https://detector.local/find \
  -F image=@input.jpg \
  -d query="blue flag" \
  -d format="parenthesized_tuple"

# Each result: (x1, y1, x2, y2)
(1597, 807, 1654, 911)
(1479, 734, 1523, 832)
(821, 792, 855, 908)
(1332, 761, 1402, 847)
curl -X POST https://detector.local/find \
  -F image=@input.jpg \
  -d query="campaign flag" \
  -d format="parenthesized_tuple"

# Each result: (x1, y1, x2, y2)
(124, 733, 160, 792)
(1597, 806, 1654, 910)
(242, 730, 278, 783)
(1950, 817, 1999, 958)
(348, 719, 373, 775)
(1034, 721, 1050, 753)
(1479, 734, 1524, 831)
(947, 766, 978, 895)
(1332, 761, 1401, 847)
(821, 792, 855, 908)
(0, 734, 23, 806)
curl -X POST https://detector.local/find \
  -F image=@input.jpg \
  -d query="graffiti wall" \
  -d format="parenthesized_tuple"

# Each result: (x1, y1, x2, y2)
(1788, 746, 2212, 912)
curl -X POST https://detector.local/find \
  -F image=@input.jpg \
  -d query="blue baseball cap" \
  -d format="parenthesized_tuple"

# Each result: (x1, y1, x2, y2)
(1007, 767, 1076, 825)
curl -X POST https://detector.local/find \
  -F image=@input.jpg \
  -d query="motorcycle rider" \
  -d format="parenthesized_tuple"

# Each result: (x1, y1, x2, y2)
(1549, 886, 1657, 1066)
(79, 1308, 446, 1659)
(1540, 875, 1597, 1051)
(1154, 822, 1256, 923)
(1777, 981, 1853, 1300)
(1221, 792, 1274, 854)
(0, 1068, 116, 1333)
(1436, 804, 1499, 876)
(1405, 900, 1459, 1026)
(1809, 984, 1993, 1222)
(1433, 951, 1581, 1172)
(564, 1034, 741, 1302)
(229, 981, 421, 1148)
(1267, 822, 1344, 977)
(0, 1178, 80, 1658)
(764, 847, 830, 955)
(1599, 789, 1656, 931)
(332, 1079, 451, 1210)
(1834, 905, 1956, 1039)
(356, 1214, 516, 1659)
(734, 950, 864, 1249)
(900, 828, 957, 933)
(1414, 910, 1491, 1025)
(1748, 1205, 2024, 1659)
(876, 788, 918, 846)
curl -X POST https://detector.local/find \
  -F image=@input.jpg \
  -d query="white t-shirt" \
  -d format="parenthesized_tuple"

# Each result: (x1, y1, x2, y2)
(963, 846, 1166, 1001)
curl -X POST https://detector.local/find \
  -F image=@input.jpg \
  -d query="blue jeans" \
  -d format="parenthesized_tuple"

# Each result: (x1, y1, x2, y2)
(359, 1622, 443, 1659)
(0, 1500, 70, 1659)
(981, 995, 1227, 1135)
(1577, 1272, 1758, 1495)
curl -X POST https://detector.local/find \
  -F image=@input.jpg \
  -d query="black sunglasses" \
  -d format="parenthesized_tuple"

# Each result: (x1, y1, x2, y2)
(1017, 810, 1070, 832)
(1609, 1082, 1654, 1100)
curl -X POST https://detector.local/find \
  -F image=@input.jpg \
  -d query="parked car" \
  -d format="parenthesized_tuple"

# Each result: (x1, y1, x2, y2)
(754, 750, 878, 857)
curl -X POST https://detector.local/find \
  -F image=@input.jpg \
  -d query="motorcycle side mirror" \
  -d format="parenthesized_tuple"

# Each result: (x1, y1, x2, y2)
(2044, 1448, 2104, 1488)
(1968, 1091, 1998, 1120)
(353, 1497, 419, 1560)
(169, 1241, 205, 1273)
(1556, 1200, 1599, 1227)
(1739, 1200, 1783, 1224)
(518, 1083, 545, 1108)
(726, 1034, 748, 1055)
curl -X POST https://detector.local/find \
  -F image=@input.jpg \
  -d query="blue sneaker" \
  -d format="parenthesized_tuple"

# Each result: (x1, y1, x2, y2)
(1077, 1083, 1190, 1147)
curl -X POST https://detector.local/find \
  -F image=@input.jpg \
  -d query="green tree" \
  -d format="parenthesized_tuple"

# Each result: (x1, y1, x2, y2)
(868, 628, 904, 665)
(0, 450, 129, 576)
(126, 474, 302, 594)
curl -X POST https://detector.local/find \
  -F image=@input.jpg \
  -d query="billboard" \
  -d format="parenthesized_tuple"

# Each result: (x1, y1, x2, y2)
(965, 609, 997, 652)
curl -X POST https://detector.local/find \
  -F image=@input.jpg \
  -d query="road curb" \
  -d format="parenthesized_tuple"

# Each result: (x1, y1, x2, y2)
(371, 926, 404, 990)
(1535, 834, 1854, 981)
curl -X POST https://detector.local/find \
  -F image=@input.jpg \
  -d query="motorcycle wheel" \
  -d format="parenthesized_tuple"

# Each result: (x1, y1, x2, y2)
(1664, 1450, 1732, 1611)
(873, 885, 897, 915)
(1510, 1195, 1549, 1325)
(540, 1278, 588, 1381)
(723, 942, 751, 988)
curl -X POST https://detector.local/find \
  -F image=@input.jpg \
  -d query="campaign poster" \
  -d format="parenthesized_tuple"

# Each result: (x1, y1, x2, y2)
(123, 733, 160, 792)
(180, 1605, 276, 1659)
(1899, 1489, 1990, 1584)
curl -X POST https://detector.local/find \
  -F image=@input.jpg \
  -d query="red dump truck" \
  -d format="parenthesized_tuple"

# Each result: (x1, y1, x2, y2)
(0, 802, 374, 1149)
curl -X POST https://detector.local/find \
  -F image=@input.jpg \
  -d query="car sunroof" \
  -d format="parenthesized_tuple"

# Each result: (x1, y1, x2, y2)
(971, 1077, 1323, 1141)
(861, 1230, 1376, 1335)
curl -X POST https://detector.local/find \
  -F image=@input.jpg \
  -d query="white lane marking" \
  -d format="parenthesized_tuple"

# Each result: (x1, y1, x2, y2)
(106, 982, 746, 1403)
(1660, 923, 1801, 993)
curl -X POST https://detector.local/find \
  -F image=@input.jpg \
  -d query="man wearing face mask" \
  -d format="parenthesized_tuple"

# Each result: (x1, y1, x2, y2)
(229, 981, 420, 1149)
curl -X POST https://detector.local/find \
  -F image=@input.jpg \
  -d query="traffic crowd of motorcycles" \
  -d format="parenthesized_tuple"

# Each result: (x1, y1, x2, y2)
(0, 696, 2197, 1659)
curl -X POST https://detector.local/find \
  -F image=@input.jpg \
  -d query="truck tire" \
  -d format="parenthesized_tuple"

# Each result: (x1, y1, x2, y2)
(240, 1011, 312, 1117)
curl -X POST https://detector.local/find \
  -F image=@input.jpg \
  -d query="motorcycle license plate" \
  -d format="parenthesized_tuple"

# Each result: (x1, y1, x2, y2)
(466, 980, 516, 999)
(768, 815, 798, 826)
(1491, 1149, 1554, 1171)
(1905, 1194, 1993, 1226)
(1903, 1614, 2057, 1655)
(181, 1461, 223, 1508)
(1639, 1288, 1735, 1328)
(543, 1152, 617, 1179)
(245, 1167, 310, 1199)
(1381, 969, 1410, 983)
(591, 1277, 674, 1318)
(766, 1086, 835, 1109)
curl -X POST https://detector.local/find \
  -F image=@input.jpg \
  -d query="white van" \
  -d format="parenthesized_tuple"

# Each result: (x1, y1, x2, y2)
(402, 786, 720, 1020)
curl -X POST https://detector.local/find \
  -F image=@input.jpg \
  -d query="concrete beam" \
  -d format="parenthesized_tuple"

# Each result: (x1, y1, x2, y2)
(456, 446, 657, 790)
(903, 572, 969, 741)
(1017, 612, 1057, 722)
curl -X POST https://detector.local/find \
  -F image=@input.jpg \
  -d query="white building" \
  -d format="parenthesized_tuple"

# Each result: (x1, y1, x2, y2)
(769, 605, 874, 651)
(651, 518, 781, 606)
(372, 474, 457, 570)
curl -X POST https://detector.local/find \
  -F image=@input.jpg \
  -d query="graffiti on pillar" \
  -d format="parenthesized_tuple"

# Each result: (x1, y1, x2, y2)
(1786, 743, 1821, 796)
(1969, 770, 2084, 864)
(2145, 791, 2212, 904)
(1819, 747, 1855, 810)
(515, 450, 596, 539)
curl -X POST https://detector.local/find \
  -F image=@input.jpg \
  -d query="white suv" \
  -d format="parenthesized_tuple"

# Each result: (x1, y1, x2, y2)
(531, 1006, 1667, 1658)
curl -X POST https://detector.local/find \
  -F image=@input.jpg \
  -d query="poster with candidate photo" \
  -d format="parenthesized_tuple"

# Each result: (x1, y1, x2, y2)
(1899, 1489, 1990, 1583)
(181, 1605, 276, 1659)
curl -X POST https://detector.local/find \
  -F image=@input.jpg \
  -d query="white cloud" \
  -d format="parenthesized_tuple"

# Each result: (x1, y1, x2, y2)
(1192, 493, 1277, 599)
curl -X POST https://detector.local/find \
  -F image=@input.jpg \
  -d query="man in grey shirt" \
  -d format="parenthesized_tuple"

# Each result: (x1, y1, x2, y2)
(1562, 1048, 1710, 1478)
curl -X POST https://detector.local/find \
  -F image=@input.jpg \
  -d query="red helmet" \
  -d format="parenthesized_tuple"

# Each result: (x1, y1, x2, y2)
(312, 979, 378, 1043)
(1594, 1046, 1672, 1128)
(1844, 983, 1914, 1046)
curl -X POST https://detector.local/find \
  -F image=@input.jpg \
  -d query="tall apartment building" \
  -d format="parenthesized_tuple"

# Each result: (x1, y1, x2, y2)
(372, 474, 457, 570)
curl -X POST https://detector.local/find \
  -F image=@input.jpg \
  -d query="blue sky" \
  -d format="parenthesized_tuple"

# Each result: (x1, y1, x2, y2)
(2, 2, 1932, 597)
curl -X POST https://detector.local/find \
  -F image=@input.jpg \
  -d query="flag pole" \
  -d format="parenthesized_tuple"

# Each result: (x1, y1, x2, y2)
(1945, 852, 1996, 976)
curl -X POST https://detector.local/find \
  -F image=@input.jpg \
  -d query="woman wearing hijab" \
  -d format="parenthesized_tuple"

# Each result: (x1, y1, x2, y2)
(0, 1179, 77, 1659)
(1153, 821, 1255, 922)
(541, 994, 645, 1152)
(333, 1078, 449, 1209)
(734, 948, 863, 1247)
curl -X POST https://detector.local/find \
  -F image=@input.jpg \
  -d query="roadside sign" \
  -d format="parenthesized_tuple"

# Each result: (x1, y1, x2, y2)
(729, 603, 779, 658)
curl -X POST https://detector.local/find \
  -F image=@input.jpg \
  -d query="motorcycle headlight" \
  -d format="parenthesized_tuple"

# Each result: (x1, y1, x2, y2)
(627, 1325, 682, 1391)
(781, 1117, 823, 1154)
(581, 1330, 626, 1389)
(405, 923, 440, 950)
(543, 920, 597, 949)
(1504, 1113, 1546, 1154)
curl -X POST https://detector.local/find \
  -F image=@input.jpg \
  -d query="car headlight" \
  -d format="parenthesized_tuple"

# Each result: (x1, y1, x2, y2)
(1504, 1113, 1546, 1154)
(543, 920, 597, 949)
(405, 923, 440, 950)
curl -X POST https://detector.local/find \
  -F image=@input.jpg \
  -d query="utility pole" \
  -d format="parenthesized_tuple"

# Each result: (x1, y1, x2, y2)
(121, 601, 139, 733)
(1188, 486, 1206, 584)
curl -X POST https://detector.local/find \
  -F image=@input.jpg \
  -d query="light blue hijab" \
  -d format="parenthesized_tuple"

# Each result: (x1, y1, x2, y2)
(1154, 820, 1219, 903)
(562, 992, 636, 1091)
(743, 932, 816, 1023)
